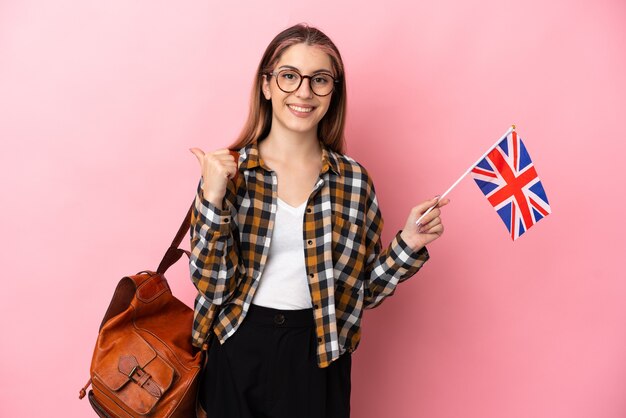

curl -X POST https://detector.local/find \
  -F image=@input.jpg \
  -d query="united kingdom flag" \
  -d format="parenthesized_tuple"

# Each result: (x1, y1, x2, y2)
(470, 130, 551, 240)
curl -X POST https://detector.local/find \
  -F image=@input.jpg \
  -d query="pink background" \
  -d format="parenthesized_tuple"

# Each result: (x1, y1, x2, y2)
(1, 0, 625, 417)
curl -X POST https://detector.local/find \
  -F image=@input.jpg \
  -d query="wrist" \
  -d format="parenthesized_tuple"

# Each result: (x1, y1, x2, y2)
(399, 230, 424, 252)
(202, 188, 225, 209)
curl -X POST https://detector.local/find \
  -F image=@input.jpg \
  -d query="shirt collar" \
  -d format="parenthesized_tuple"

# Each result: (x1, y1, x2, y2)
(321, 142, 342, 176)
(239, 141, 341, 177)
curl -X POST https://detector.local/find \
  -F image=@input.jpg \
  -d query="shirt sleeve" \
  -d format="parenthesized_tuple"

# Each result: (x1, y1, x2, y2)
(189, 177, 240, 306)
(361, 173, 430, 309)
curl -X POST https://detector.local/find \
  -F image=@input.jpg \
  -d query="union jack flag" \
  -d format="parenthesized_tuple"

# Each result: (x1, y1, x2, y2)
(470, 130, 551, 240)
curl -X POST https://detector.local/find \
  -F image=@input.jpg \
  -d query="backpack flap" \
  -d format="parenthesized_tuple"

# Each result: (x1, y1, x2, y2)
(93, 331, 174, 415)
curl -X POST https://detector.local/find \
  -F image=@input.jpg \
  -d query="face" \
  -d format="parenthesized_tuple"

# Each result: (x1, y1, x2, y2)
(262, 43, 335, 138)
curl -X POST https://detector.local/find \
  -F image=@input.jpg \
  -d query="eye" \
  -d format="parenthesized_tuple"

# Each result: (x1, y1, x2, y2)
(279, 70, 300, 81)
(312, 74, 332, 85)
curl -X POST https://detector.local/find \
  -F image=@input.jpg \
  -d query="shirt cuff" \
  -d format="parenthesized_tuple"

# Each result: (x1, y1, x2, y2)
(193, 180, 232, 240)
(390, 230, 430, 280)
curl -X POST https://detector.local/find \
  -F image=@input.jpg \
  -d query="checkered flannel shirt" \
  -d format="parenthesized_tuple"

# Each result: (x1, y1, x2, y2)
(189, 141, 430, 368)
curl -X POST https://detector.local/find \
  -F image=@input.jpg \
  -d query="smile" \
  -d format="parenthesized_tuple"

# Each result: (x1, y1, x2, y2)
(287, 104, 314, 113)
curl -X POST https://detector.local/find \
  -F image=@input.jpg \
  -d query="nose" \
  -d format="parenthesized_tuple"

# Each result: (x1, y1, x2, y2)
(295, 76, 314, 99)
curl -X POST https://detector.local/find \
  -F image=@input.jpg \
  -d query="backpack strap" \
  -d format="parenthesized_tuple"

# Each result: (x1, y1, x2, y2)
(156, 149, 240, 275)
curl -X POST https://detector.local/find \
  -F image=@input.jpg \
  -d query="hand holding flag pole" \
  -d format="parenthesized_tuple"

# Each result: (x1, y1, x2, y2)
(416, 124, 551, 241)
(415, 125, 516, 226)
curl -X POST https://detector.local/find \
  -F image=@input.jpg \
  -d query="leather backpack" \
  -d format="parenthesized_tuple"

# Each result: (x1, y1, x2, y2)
(78, 203, 213, 417)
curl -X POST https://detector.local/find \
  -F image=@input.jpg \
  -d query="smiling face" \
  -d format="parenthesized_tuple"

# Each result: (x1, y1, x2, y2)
(262, 43, 335, 139)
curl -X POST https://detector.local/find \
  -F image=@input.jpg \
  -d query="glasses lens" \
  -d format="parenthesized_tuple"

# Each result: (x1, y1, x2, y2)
(274, 70, 336, 96)
(310, 73, 334, 96)
(276, 70, 301, 93)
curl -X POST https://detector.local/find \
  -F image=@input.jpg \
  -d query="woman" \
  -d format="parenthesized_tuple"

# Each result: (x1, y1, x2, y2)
(189, 23, 449, 418)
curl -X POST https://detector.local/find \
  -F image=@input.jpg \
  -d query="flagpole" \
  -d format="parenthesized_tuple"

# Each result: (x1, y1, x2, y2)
(415, 125, 516, 226)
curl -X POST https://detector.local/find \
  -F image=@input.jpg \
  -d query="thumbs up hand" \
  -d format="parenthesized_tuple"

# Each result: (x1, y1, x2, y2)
(189, 148, 238, 208)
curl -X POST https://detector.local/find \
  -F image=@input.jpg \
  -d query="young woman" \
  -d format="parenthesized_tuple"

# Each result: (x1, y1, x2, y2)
(189, 23, 449, 418)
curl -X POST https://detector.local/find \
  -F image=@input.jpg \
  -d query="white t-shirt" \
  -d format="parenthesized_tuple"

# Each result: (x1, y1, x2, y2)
(252, 197, 313, 309)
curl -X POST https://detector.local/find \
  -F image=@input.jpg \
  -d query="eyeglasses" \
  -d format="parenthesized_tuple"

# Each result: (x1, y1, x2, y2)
(266, 69, 338, 97)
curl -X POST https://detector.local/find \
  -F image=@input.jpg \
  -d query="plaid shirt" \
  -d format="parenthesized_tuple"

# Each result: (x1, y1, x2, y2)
(189, 141, 429, 368)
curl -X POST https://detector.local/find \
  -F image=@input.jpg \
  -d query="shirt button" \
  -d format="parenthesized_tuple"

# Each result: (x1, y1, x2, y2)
(307, 239, 313, 245)
(317, 337, 322, 343)
(223, 218, 229, 223)
(306, 207, 312, 213)
(314, 304, 319, 309)
(309, 273, 314, 278)
(274, 314, 285, 325)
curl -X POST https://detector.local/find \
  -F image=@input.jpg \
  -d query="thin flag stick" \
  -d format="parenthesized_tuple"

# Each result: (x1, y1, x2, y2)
(415, 125, 516, 226)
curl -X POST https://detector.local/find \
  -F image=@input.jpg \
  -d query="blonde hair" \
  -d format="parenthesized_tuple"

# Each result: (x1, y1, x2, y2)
(229, 23, 347, 154)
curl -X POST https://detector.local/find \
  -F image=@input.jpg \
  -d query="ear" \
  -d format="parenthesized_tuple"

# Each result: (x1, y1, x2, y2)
(261, 74, 271, 100)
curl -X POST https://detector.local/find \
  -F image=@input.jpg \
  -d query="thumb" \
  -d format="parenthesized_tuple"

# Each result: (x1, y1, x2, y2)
(189, 147, 205, 165)
(416, 196, 440, 214)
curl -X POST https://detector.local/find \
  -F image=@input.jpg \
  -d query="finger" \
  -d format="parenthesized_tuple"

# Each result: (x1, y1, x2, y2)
(418, 216, 441, 233)
(424, 223, 444, 235)
(214, 154, 238, 164)
(217, 160, 238, 172)
(211, 148, 234, 155)
(206, 154, 237, 174)
(436, 198, 450, 208)
(224, 164, 238, 179)
(423, 216, 441, 230)
(189, 147, 206, 164)
(414, 196, 440, 214)
(215, 158, 238, 179)
(412, 199, 440, 225)
(417, 207, 441, 226)
(417, 217, 441, 232)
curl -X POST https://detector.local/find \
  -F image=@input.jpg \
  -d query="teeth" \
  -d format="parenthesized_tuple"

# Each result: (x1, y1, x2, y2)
(289, 105, 313, 113)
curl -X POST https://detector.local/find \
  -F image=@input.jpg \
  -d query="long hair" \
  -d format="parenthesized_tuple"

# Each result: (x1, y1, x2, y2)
(229, 23, 347, 154)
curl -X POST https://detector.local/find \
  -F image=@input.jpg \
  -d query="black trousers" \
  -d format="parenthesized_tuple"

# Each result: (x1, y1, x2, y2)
(199, 304, 352, 418)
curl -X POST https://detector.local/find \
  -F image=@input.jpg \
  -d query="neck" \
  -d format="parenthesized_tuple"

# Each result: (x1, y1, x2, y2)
(260, 126, 322, 164)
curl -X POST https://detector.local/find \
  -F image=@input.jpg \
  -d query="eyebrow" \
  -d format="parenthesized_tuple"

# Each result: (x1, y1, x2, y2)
(277, 65, 333, 74)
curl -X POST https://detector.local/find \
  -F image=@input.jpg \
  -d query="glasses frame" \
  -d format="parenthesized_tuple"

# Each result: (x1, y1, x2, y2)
(265, 69, 339, 97)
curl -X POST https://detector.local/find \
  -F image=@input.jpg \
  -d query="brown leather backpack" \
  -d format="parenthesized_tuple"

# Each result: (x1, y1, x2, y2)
(78, 204, 211, 417)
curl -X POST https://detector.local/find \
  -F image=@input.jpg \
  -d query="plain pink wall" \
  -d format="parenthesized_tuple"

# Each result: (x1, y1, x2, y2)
(1, 0, 625, 417)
